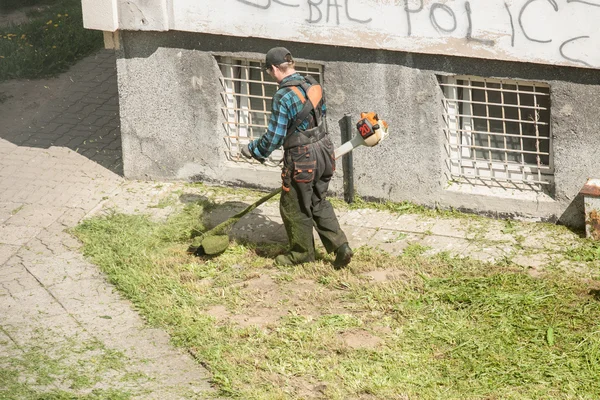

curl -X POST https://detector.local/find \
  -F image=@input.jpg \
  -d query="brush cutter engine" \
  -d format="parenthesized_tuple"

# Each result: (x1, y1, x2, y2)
(333, 112, 390, 159)
(356, 112, 389, 147)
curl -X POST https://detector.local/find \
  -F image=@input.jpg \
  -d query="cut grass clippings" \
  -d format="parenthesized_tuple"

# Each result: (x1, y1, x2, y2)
(0, 336, 139, 399)
(73, 201, 600, 399)
(0, 0, 103, 81)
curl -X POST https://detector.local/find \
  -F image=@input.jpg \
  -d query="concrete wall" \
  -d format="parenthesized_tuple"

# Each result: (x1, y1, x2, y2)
(83, 0, 600, 70)
(116, 31, 600, 227)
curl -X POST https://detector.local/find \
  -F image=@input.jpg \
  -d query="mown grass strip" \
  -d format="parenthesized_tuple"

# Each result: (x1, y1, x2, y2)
(73, 201, 600, 399)
(0, 0, 103, 81)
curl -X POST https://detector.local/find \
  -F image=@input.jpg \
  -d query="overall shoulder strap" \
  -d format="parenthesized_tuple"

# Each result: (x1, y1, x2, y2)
(284, 78, 323, 138)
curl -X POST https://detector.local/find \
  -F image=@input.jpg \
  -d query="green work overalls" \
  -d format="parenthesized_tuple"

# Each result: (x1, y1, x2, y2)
(278, 76, 348, 264)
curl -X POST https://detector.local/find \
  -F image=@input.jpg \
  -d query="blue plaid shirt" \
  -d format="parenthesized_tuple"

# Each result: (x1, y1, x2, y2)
(249, 73, 325, 159)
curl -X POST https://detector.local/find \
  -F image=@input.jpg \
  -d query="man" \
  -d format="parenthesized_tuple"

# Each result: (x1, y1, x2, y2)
(241, 47, 353, 268)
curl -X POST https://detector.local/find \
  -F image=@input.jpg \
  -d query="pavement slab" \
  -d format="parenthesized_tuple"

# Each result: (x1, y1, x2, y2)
(1, 286, 67, 324)
(0, 225, 42, 246)
(0, 202, 24, 223)
(381, 212, 437, 233)
(421, 234, 471, 257)
(372, 230, 423, 254)
(0, 265, 42, 295)
(344, 225, 379, 248)
(462, 242, 515, 263)
(0, 243, 19, 265)
(48, 277, 146, 335)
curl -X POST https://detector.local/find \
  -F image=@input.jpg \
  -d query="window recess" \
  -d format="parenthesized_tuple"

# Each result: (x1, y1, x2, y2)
(439, 75, 553, 192)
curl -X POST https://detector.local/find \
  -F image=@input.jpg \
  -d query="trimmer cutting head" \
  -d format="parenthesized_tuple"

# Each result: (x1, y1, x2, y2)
(189, 234, 230, 256)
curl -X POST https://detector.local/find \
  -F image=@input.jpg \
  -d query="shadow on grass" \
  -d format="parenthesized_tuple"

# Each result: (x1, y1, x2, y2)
(180, 192, 286, 251)
(589, 289, 600, 301)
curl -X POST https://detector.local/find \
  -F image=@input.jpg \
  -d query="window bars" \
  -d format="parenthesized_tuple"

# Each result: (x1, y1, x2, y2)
(440, 76, 553, 190)
(217, 57, 323, 164)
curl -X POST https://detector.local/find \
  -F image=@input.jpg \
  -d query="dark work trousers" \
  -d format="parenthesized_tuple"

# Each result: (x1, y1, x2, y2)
(280, 134, 348, 263)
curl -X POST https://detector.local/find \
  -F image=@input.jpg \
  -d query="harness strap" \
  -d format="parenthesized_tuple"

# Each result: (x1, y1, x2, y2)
(289, 86, 305, 103)
(281, 76, 324, 149)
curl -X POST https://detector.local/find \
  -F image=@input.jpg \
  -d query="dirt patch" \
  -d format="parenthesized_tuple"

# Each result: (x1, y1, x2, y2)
(242, 274, 279, 291)
(340, 330, 382, 350)
(266, 373, 328, 399)
(208, 274, 345, 328)
(362, 268, 410, 283)
(527, 267, 543, 279)
(235, 274, 283, 304)
(205, 305, 230, 320)
(206, 304, 286, 328)
(230, 308, 288, 328)
(289, 278, 319, 292)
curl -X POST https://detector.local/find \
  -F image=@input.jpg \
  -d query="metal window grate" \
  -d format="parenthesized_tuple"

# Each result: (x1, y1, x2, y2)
(439, 75, 554, 190)
(217, 57, 323, 164)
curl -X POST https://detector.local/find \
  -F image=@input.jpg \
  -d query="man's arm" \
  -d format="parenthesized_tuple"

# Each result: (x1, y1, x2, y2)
(244, 91, 290, 160)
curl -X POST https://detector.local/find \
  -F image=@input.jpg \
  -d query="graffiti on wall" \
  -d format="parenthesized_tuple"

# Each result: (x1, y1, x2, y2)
(174, 0, 600, 68)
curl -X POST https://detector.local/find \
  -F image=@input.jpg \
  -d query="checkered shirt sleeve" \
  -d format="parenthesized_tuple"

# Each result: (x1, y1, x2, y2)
(249, 74, 326, 160)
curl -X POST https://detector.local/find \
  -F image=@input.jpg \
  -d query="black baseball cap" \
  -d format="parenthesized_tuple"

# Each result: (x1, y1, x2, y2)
(265, 47, 292, 69)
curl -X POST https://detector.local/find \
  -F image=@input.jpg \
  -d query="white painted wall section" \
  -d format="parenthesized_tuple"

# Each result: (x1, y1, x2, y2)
(82, 0, 171, 31)
(82, 0, 600, 69)
(117, 0, 171, 31)
(82, 0, 119, 32)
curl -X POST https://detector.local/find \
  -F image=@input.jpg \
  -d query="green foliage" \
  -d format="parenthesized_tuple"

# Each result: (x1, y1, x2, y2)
(0, 0, 103, 81)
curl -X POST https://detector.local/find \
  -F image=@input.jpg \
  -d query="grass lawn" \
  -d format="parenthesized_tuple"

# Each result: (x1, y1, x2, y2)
(73, 194, 600, 399)
(0, 0, 103, 81)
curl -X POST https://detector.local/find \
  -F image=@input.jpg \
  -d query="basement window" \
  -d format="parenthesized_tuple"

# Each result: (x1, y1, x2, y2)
(217, 57, 323, 164)
(439, 76, 553, 192)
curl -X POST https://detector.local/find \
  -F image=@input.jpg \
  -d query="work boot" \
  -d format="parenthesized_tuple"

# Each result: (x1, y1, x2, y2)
(333, 243, 353, 269)
(275, 254, 295, 266)
(275, 253, 313, 266)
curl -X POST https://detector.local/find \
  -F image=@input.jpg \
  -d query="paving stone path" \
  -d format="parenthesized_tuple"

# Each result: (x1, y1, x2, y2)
(0, 49, 591, 399)
(0, 50, 212, 399)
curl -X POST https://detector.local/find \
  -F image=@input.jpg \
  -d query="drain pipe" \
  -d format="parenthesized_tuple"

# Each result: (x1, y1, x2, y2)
(339, 113, 355, 204)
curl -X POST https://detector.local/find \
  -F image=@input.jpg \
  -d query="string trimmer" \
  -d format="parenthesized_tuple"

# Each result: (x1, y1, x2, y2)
(189, 112, 389, 256)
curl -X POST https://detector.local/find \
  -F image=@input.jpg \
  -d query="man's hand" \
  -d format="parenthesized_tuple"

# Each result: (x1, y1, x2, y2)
(241, 144, 265, 163)
(241, 144, 253, 160)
